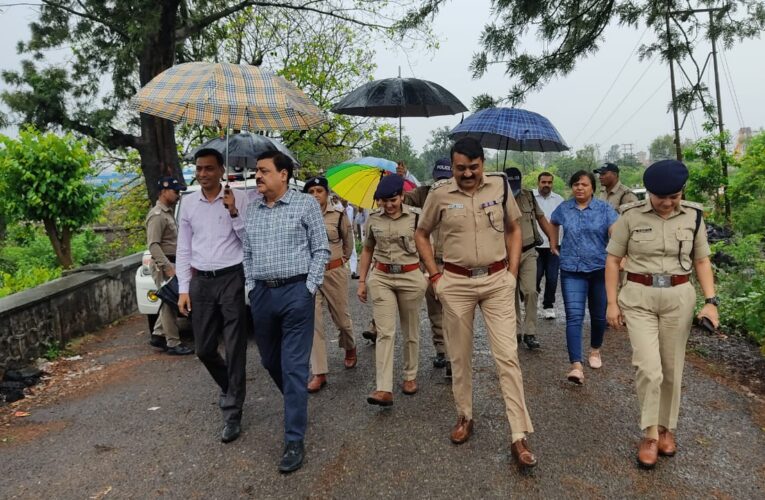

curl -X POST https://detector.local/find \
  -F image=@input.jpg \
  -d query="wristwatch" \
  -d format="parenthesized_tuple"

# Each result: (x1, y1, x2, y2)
(704, 296, 719, 306)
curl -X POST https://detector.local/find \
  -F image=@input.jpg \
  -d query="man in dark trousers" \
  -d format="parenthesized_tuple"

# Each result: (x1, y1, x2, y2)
(176, 148, 250, 444)
(244, 151, 329, 473)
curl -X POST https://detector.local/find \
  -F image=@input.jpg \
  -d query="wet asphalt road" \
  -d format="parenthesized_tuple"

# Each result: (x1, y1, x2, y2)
(2, 284, 764, 499)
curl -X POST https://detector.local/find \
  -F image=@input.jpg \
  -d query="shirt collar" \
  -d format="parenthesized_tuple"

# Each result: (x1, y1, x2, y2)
(605, 181, 624, 195)
(640, 199, 684, 218)
(197, 184, 225, 202)
(155, 200, 172, 212)
(447, 176, 487, 194)
(257, 187, 294, 207)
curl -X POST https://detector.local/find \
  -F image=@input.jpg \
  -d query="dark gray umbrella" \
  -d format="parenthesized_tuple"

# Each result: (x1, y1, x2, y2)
(331, 74, 467, 144)
(185, 132, 298, 177)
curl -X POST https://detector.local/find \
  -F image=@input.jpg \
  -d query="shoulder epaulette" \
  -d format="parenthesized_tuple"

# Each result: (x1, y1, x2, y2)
(486, 172, 507, 179)
(680, 200, 704, 211)
(619, 199, 646, 213)
(430, 178, 451, 191)
(407, 206, 422, 215)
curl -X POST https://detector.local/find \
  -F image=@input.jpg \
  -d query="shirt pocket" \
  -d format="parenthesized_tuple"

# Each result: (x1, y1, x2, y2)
(675, 228, 695, 268)
(443, 206, 467, 233)
(483, 205, 504, 233)
(628, 227, 656, 252)
(326, 221, 341, 243)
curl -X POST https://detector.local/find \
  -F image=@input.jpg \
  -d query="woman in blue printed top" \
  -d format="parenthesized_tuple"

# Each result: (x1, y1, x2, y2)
(550, 170, 619, 385)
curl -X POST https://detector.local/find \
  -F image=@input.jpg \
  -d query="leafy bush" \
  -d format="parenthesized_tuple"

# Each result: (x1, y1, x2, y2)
(0, 266, 62, 298)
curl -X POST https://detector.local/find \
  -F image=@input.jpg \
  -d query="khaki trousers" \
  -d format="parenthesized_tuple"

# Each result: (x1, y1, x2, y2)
(151, 269, 180, 347)
(425, 262, 446, 355)
(438, 270, 534, 434)
(367, 268, 427, 392)
(514, 248, 539, 336)
(619, 281, 696, 430)
(310, 266, 355, 375)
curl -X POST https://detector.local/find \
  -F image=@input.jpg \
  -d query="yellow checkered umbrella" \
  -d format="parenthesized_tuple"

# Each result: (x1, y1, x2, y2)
(131, 62, 326, 130)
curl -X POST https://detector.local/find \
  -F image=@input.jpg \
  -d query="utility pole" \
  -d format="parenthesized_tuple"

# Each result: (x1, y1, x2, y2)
(665, 4, 683, 161)
(670, 6, 731, 225)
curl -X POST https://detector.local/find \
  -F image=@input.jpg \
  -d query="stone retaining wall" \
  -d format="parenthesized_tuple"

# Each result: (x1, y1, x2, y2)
(0, 253, 142, 375)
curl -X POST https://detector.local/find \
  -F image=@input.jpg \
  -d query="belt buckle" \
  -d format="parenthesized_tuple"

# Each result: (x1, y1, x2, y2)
(264, 279, 279, 288)
(388, 264, 402, 274)
(470, 267, 488, 278)
(652, 274, 671, 288)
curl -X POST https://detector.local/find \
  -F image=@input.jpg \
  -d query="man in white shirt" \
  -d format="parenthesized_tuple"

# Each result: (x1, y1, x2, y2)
(533, 172, 564, 319)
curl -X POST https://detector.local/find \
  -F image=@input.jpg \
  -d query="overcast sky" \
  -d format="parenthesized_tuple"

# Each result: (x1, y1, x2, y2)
(1, 1, 762, 157)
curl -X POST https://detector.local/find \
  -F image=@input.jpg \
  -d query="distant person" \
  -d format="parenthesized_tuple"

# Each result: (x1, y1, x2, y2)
(605, 160, 718, 469)
(533, 172, 564, 319)
(550, 170, 618, 385)
(303, 177, 358, 395)
(342, 200, 359, 278)
(595, 163, 638, 211)
(396, 160, 421, 187)
(244, 151, 329, 473)
(504, 168, 557, 350)
(404, 157, 453, 372)
(146, 176, 194, 355)
(176, 148, 249, 444)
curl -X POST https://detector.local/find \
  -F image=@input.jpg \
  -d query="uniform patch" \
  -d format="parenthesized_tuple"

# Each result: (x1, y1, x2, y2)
(633, 227, 653, 233)
(447, 203, 464, 209)
(480, 200, 500, 209)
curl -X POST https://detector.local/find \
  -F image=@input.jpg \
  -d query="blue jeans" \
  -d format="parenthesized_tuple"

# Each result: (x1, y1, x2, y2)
(560, 269, 607, 363)
(249, 280, 315, 442)
(535, 248, 560, 309)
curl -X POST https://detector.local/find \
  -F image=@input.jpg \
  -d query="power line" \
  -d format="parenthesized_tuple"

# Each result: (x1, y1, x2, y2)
(599, 76, 670, 147)
(581, 55, 658, 145)
(571, 25, 650, 144)
(720, 49, 745, 128)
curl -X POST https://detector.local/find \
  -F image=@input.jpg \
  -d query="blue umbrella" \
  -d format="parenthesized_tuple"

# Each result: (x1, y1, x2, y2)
(449, 107, 569, 152)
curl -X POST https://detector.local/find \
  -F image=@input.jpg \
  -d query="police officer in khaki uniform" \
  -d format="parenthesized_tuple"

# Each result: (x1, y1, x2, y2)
(605, 160, 719, 469)
(403, 158, 452, 371)
(358, 175, 427, 407)
(595, 162, 639, 211)
(303, 177, 357, 394)
(146, 176, 194, 355)
(504, 168, 558, 350)
(416, 138, 537, 472)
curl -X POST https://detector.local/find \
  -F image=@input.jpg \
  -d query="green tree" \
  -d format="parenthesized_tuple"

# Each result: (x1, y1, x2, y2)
(411, 1, 764, 106)
(419, 126, 454, 175)
(728, 130, 765, 234)
(1, 1, 436, 203)
(649, 134, 676, 161)
(0, 129, 103, 268)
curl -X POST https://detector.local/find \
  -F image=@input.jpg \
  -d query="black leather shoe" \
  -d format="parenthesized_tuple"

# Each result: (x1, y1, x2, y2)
(433, 353, 447, 368)
(149, 334, 168, 350)
(221, 422, 241, 443)
(166, 345, 195, 356)
(445, 361, 452, 379)
(351, 272, 360, 280)
(279, 440, 305, 473)
(523, 335, 541, 350)
(362, 330, 377, 344)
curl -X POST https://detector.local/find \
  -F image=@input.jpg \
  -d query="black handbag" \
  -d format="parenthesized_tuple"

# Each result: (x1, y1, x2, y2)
(156, 275, 180, 312)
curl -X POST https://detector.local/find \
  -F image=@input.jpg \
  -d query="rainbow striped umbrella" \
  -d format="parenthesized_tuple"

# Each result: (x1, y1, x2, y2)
(326, 157, 397, 209)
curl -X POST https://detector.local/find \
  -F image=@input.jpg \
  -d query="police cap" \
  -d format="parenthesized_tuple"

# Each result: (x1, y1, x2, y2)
(594, 162, 619, 174)
(303, 176, 329, 193)
(432, 157, 452, 180)
(643, 160, 689, 195)
(157, 176, 187, 191)
(374, 174, 404, 199)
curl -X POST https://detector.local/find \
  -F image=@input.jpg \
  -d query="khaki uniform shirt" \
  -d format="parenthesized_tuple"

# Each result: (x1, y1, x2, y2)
(419, 174, 522, 268)
(515, 188, 543, 248)
(364, 204, 420, 265)
(404, 186, 444, 260)
(145, 200, 177, 271)
(323, 205, 352, 262)
(606, 200, 711, 274)
(599, 180, 639, 211)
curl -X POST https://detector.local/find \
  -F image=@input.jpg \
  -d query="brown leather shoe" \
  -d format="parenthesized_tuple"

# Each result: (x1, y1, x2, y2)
(450, 416, 474, 444)
(510, 438, 538, 469)
(366, 390, 393, 406)
(401, 379, 418, 395)
(344, 348, 357, 369)
(658, 429, 677, 457)
(307, 374, 327, 394)
(637, 438, 658, 468)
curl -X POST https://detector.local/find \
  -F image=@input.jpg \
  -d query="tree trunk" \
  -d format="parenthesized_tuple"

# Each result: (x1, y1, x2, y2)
(137, 0, 184, 204)
(43, 219, 73, 269)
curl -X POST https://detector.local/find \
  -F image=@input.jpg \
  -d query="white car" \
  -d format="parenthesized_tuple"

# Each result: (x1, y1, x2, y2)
(135, 178, 305, 331)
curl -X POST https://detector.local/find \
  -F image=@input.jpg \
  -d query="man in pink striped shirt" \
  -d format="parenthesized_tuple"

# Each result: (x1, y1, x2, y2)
(177, 148, 249, 444)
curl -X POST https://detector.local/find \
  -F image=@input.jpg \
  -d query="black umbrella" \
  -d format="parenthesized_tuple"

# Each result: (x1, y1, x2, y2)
(331, 72, 467, 144)
(185, 132, 298, 179)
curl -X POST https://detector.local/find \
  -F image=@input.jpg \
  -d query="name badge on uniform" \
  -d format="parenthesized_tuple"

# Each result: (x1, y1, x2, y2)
(447, 203, 464, 209)
(480, 200, 500, 209)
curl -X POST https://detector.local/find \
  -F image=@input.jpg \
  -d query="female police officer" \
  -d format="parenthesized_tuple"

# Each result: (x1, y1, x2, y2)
(357, 174, 427, 406)
(604, 160, 719, 469)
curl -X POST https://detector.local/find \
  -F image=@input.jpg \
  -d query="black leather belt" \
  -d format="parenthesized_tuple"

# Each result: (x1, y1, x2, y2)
(521, 243, 536, 253)
(192, 263, 242, 278)
(257, 274, 308, 288)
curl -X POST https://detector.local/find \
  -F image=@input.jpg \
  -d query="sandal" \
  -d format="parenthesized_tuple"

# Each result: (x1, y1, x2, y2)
(588, 351, 602, 369)
(567, 368, 584, 385)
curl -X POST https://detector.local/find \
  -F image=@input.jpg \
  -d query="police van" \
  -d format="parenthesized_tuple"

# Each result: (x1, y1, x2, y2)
(135, 177, 305, 331)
